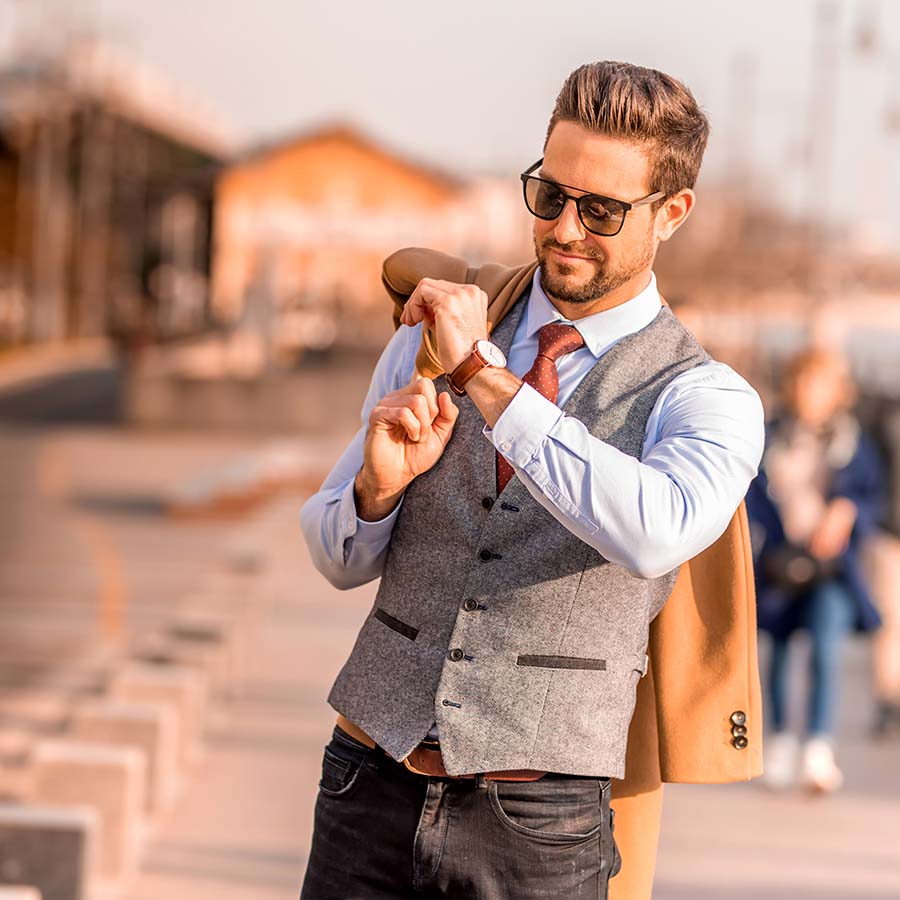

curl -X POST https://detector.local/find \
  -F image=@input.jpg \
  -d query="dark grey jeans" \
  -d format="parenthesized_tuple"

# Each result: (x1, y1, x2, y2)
(299, 725, 621, 900)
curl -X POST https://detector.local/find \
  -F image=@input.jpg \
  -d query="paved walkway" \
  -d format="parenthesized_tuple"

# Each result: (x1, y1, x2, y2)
(1, 349, 897, 898)
(126, 490, 900, 900)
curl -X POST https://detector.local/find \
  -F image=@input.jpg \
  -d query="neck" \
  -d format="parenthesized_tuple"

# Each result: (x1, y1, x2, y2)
(546, 269, 653, 320)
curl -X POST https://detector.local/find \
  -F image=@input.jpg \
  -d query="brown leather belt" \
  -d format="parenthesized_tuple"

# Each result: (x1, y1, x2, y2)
(336, 714, 546, 782)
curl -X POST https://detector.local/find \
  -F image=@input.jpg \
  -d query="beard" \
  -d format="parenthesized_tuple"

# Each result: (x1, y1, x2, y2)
(534, 227, 655, 305)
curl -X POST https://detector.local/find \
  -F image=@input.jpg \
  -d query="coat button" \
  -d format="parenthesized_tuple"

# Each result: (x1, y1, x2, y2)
(462, 598, 479, 611)
(481, 497, 494, 509)
(731, 724, 747, 737)
(479, 549, 493, 562)
(732, 735, 749, 750)
(730, 710, 747, 727)
(449, 648, 465, 662)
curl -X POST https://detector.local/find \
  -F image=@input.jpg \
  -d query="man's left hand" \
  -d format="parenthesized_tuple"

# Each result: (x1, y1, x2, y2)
(399, 278, 489, 373)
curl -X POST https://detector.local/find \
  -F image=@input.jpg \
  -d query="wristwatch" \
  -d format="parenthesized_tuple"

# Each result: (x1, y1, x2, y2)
(446, 340, 507, 396)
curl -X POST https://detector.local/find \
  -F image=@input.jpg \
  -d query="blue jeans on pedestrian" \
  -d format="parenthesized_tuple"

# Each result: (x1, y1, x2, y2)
(768, 579, 856, 736)
(299, 724, 620, 900)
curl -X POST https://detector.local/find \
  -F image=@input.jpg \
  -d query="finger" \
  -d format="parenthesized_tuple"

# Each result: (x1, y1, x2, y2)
(407, 376, 439, 419)
(401, 284, 434, 327)
(376, 392, 436, 429)
(402, 279, 457, 326)
(430, 391, 459, 445)
(371, 405, 421, 442)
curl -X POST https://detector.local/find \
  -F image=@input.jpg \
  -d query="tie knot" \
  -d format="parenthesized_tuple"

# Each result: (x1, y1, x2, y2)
(537, 323, 585, 362)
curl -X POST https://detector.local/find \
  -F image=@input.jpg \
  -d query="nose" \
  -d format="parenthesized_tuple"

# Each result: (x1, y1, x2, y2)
(553, 198, 586, 244)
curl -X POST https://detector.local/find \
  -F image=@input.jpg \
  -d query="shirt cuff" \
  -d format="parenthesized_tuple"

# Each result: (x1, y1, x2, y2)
(338, 477, 404, 545)
(483, 382, 564, 468)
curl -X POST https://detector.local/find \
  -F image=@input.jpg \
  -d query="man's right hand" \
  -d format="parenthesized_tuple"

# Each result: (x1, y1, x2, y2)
(354, 375, 459, 521)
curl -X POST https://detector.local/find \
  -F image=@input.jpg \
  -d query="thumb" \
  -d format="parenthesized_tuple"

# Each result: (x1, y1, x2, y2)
(431, 391, 459, 445)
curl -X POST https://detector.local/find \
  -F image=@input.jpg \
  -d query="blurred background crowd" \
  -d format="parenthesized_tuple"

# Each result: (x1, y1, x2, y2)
(0, 1, 899, 899)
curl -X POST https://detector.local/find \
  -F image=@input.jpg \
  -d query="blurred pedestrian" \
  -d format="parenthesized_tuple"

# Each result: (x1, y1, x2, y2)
(747, 347, 884, 793)
(861, 401, 900, 736)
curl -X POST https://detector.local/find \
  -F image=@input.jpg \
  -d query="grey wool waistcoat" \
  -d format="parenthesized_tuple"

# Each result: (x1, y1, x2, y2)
(327, 289, 711, 777)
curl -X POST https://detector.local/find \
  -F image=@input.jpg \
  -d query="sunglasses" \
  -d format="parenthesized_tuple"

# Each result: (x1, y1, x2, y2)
(520, 159, 665, 237)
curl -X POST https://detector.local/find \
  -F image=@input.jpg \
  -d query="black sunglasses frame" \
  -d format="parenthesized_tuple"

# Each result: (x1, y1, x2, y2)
(520, 158, 666, 237)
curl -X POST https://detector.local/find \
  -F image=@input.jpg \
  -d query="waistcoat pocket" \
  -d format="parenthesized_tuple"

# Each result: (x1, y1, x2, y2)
(374, 607, 419, 641)
(516, 655, 606, 670)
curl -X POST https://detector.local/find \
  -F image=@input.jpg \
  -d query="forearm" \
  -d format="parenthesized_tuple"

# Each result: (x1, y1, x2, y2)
(482, 374, 764, 577)
(464, 365, 524, 428)
(301, 470, 401, 590)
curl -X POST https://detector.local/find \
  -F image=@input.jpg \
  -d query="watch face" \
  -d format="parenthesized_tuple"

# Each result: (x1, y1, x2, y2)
(476, 340, 507, 368)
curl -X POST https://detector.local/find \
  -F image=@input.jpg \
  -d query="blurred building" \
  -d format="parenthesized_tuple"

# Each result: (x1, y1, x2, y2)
(212, 124, 531, 359)
(0, 40, 235, 348)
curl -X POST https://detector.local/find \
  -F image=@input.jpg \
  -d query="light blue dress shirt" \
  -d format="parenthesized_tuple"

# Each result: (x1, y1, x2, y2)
(301, 268, 765, 589)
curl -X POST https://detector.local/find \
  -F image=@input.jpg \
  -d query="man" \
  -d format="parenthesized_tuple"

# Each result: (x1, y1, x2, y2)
(299, 61, 765, 900)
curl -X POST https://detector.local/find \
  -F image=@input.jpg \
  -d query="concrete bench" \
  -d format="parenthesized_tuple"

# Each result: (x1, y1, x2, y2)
(66, 700, 179, 816)
(26, 740, 145, 883)
(107, 664, 208, 769)
(0, 803, 97, 900)
(130, 628, 231, 699)
(0, 887, 42, 899)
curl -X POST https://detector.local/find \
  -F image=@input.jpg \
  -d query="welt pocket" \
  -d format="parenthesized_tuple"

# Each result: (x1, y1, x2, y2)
(516, 654, 606, 671)
(373, 607, 419, 641)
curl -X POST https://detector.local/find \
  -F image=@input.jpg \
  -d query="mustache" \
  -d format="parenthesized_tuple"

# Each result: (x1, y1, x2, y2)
(540, 238, 604, 261)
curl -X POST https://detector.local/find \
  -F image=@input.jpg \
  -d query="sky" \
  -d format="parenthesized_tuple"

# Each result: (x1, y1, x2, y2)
(2, 0, 900, 248)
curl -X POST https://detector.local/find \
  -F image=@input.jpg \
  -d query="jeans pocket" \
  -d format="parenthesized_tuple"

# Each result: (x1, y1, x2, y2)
(488, 778, 603, 844)
(318, 727, 373, 797)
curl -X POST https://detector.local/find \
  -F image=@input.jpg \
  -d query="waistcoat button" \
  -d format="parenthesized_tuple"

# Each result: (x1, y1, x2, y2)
(481, 497, 494, 509)
(462, 598, 479, 611)
(479, 549, 493, 562)
(449, 648, 465, 662)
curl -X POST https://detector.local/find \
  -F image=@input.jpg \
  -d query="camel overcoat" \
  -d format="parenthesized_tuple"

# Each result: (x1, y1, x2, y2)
(380, 247, 764, 900)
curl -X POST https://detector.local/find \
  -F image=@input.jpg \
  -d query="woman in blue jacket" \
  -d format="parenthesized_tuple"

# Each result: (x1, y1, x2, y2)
(747, 348, 883, 793)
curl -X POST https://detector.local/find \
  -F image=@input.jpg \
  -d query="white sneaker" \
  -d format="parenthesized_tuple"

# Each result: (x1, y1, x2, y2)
(763, 732, 799, 789)
(800, 737, 844, 794)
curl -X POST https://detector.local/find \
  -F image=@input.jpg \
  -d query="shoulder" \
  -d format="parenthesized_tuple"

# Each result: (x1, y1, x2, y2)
(646, 359, 766, 457)
(662, 359, 764, 409)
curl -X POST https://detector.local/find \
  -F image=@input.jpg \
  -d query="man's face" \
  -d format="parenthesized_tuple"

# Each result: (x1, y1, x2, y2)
(533, 121, 660, 307)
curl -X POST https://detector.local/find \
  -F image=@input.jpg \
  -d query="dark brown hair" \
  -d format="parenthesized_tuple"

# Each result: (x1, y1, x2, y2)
(545, 61, 710, 199)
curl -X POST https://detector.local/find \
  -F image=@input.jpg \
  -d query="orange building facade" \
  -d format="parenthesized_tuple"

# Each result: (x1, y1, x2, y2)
(211, 125, 530, 355)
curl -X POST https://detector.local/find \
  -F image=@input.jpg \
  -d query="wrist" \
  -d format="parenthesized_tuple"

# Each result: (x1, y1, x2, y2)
(354, 468, 406, 521)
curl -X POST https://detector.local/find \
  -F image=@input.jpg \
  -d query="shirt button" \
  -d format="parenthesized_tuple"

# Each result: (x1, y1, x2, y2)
(479, 549, 493, 562)
(462, 598, 479, 611)
(481, 497, 494, 510)
(500, 442, 511, 452)
(449, 648, 465, 662)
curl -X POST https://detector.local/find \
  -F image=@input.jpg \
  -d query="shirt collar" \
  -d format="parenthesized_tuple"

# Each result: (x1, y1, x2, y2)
(525, 267, 663, 359)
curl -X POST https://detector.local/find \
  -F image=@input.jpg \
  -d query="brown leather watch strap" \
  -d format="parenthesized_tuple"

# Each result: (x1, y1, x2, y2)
(446, 344, 487, 396)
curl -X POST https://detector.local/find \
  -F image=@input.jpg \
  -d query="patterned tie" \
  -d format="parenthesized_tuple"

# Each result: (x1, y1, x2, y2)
(496, 322, 585, 493)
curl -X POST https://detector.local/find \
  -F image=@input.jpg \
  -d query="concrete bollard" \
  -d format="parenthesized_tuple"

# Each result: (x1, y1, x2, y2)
(0, 692, 69, 736)
(107, 664, 208, 768)
(27, 741, 145, 883)
(66, 700, 179, 816)
(0, 803, 97, 900)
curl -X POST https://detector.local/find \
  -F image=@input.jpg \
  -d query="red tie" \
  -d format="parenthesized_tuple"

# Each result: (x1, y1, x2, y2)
(496, 322, 585, 494)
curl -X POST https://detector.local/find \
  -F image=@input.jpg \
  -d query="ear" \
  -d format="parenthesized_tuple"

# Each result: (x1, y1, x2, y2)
(654, 188, 695, 243)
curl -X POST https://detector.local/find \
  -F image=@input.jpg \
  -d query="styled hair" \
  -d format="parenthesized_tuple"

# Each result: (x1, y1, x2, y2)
(545, 61, 710, 198)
